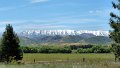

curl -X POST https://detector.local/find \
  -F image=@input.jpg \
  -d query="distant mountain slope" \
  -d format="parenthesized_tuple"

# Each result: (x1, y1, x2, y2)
(79, 33, 96, 38)
(19, 36, 111, 45)
(19, 36, 37, 45)
(62, 35, 85, 43)
(80, 36, 111, 45)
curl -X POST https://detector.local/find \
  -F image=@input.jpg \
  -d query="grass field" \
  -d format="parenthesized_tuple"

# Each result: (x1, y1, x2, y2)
(0, 53, 120, 68)
(23, 53, 115, 63)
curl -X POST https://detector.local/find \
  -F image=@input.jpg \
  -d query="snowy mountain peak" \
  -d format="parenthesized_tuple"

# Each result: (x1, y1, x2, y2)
(20, 30, 109, 36)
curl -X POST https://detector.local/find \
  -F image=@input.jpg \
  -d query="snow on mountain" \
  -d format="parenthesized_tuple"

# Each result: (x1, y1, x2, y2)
(20, 30, 109, 36)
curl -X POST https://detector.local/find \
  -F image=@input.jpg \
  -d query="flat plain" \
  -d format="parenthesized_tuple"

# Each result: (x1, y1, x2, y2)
(0, 53, 120, 68)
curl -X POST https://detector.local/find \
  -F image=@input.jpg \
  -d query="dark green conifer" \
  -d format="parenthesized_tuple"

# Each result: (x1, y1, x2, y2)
(109, 0, 120, 61)
(0, 24, 23, 63)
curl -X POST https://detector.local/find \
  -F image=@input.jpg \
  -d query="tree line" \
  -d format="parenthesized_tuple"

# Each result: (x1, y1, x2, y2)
(21, 46, 72, 53)
(20, 45, 112, 53)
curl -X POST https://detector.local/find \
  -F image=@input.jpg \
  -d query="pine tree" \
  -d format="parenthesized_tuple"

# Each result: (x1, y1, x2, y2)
(109, 0, 120, 61)
(0, 24, 23, 63)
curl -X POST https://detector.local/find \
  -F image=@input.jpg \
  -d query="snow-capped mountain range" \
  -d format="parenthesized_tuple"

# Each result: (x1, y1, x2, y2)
(20, 30, 109, 36)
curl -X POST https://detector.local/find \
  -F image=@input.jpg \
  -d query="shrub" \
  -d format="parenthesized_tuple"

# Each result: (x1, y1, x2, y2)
(77, 48, 93, 53)
(92, 46, 111, 53)
(77, 45, 111, 53)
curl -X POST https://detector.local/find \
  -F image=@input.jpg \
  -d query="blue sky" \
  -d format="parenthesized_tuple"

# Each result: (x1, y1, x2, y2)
(0, 0, 114, 32)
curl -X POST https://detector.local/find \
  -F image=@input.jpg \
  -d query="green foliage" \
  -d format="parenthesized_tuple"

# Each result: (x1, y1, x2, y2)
(92, 46, 110, 53)
(21, 46, 38, 53)
(111, 44, 120, 60)
(21, 46, 72, 53)
(77, 45, 111, 53)
(0, 24, 23, 63)
(70, 44, 93, 50)
(109, 0, 120, 61)
(77, 48, 92, 53)
(21, 45, 111, 54)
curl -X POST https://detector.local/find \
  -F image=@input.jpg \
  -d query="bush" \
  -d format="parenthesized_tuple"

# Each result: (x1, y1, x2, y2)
(21, 46, 38, 53)
(77, 45, 111, 53)
(70, 44, 93, 50)
(92, 46, 111, 53)
(77, 48, 93, 53)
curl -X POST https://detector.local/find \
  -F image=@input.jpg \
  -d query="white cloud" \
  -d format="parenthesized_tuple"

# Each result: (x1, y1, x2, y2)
(89, 10, 103, 14)
(89, 11, 94, 14)
(30, 0, 49, 3)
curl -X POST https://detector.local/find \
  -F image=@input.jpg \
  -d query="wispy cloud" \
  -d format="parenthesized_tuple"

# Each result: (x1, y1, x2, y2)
(0, 17, 102, 25)
(0, 18, 110, 32)
(0, 0, 49, 11)
(0, 21, 17, 25)
(0, 4, 30, 11)
(21, 24, 68, 29)
(88, 9, 113, 17)
(0, 20, 29, 26)
(0, 7, 16, 11)
(30, 0, 49, 3)
(12, 23, 71, 32)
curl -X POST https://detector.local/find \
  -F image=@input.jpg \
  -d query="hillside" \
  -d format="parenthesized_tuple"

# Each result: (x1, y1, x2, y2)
(19, 36, 37, 45)
(19, 35, 111, 45)
(79, 36, 111, 45)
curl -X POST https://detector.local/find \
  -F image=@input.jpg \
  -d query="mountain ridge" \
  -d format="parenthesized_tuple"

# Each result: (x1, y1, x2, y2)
(18, 30, 111, 45)
(20, 30, 109, 37)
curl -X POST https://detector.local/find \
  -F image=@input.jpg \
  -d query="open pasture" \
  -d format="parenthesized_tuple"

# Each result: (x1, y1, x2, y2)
(0, 53, 120, 68)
